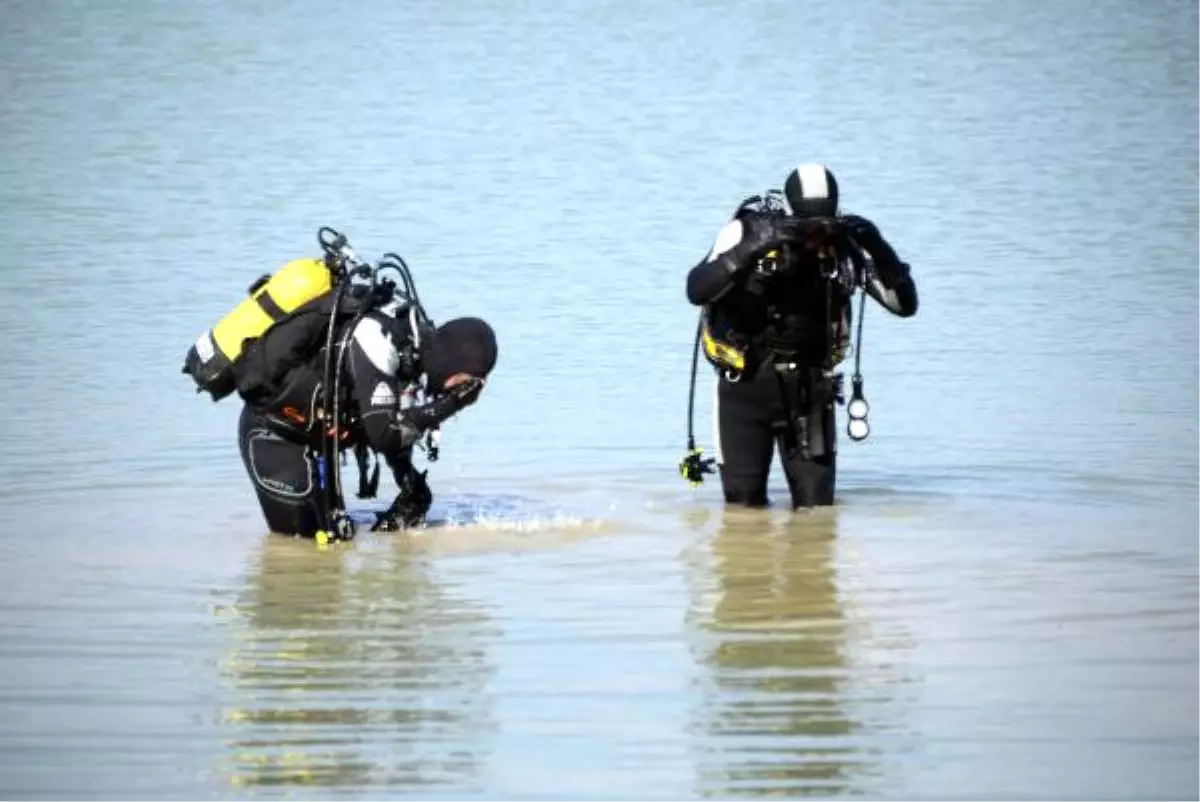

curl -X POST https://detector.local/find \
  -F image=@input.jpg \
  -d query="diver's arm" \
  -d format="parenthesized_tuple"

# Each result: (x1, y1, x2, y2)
(863, 270, 918, 317)
(687, 260, 738, 306)
(842, 215, 919, 317)
(687, 219, 751, 305)
(347, 318, 479, 458)
(688, 214, 804, 306)
(382, 445, 413, 476)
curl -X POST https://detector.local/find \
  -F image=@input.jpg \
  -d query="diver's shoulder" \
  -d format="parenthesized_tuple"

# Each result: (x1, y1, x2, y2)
(348, 303, 407, 373)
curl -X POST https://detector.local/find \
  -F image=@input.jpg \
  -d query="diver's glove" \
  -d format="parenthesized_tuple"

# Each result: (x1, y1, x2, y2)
(740, 214, 790, 253)
(740, 215, 841, 270)
(709, 215, 791, 277)
(405, 377, 485, 432)
(371, 467, 433, 531)
(839, 215, 909, 284)
(838, 214, 879, 242)
(772, 217, 841, 268)
(779, 214, 838, 241)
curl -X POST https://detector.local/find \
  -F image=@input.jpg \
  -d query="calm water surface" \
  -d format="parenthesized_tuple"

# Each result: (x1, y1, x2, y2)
(0, 0, 1196, 798)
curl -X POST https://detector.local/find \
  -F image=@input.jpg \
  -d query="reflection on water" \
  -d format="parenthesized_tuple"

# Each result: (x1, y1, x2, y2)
(687, 508, 882, 799)
(216, 537, 498, 794)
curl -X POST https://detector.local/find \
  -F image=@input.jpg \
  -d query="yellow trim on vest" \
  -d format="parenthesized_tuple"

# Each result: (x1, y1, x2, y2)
(701, 323, 745, 372)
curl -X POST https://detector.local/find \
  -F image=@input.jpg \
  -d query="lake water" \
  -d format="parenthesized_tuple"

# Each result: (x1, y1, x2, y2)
(0, 0, 1196, 798)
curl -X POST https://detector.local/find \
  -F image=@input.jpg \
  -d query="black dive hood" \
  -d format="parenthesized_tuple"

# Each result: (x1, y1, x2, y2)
(421, 317, 498, 390)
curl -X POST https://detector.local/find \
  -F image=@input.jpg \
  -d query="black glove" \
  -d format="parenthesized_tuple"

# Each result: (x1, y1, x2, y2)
(838, 214, 879, 243)
(707, 215, 783, 279)
(448, 376, 485, 406)
(405, 377, 485, 431)
(782, 216, 842, 261)
(745, 215, 841, 263)
(740, 214, 798, 257)
(778, 214, 838, 241)
(371, 467, 433, 531)
(692, 213, 827, 303)
(840, 214, 909, 284)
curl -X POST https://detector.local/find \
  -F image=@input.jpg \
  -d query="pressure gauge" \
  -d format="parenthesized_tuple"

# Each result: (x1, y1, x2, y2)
(847, 397, 869, 421)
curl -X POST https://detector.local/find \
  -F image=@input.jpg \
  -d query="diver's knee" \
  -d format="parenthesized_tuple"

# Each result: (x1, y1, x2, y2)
(790, 490, 835, 509)
(791, 493, 835, 510)
(786, 454, 836, 509)
(721, 475, 769, 507)
(724, 494, 769, 508)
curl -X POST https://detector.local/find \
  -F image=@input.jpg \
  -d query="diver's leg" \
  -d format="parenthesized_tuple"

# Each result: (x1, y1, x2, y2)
(237, 405, 323, 537)
(778, 399, 837, 508)
(715, 370, 776, 507)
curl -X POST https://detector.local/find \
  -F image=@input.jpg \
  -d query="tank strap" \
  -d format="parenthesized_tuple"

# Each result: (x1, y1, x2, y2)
(254, 290, 288, 323)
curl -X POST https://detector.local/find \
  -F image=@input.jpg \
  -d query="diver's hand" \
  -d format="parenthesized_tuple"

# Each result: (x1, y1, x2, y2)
(839, 214, 893, 262)
(398, 467, 433, 527)
(738, 215, 784, 254)
(779, 215, 840, 251)
(703, 214, 793, 280)
(840, 214, 909, 283)
(371, 468, 432, 531)
(405, 378, 485, 430)
(838, 214, 879, 243)
(712, 215, 793, 278)
(447, 376, 485, 408)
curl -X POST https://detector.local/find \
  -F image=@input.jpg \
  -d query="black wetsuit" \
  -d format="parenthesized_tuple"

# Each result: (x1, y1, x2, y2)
(237, 302, 466, 537)
(687, 209, 918, 508)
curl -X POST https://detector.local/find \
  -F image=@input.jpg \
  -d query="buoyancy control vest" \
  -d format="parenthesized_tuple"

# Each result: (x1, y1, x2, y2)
(232, 288, 377, 440)
(244, 296, 430, 448)
(699, 243, 854, 381)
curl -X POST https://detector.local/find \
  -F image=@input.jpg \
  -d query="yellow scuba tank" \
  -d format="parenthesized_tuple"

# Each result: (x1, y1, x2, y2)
(182, 257, 334, 402)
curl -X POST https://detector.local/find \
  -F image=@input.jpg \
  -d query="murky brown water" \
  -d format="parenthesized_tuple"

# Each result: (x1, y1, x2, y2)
(0, 491, 1195, 798)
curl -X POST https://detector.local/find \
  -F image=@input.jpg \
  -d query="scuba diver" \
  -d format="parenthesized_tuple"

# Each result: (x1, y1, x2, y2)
(680, 163, 918, 509)
(182, 228, 498, 543)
